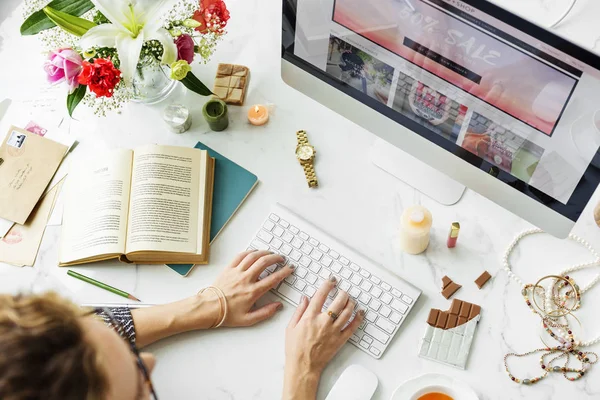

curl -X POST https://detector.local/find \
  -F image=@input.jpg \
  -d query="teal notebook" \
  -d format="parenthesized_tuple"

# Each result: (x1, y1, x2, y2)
(167, 142, 258, 276)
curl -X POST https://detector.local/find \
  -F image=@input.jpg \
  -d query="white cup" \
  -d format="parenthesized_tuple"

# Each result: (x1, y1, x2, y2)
(409, 385, 456, 400)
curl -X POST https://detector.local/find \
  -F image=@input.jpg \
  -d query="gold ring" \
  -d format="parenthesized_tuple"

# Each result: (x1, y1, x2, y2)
(327, 310, 339, 321)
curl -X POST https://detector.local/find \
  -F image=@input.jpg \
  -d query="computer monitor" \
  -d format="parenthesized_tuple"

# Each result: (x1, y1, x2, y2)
(281, 0, 600, 238)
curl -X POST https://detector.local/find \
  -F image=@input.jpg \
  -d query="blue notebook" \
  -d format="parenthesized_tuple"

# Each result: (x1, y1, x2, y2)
(167, 142, 258, 276)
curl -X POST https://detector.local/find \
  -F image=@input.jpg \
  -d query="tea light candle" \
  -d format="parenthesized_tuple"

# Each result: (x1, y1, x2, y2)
(247, 104, 269, 126)
(202, 99, 229, 131)
(399, 205, 433, 255)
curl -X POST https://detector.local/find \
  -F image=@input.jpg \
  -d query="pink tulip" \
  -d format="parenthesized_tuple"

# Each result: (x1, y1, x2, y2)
(43, 48, 83, 93)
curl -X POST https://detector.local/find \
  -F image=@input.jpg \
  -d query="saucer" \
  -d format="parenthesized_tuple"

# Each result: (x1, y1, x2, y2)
(390, 373, 478, 400)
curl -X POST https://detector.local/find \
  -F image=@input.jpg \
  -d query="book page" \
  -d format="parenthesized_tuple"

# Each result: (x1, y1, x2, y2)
(59, 149, 133, 263)
(125, 145, 200, 254)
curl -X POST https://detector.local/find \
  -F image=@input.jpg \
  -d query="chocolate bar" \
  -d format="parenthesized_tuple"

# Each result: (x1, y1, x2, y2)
(475, 271, 492, 289)
(441, 275, 461, 299)
(213, 63, 250, 105)
(419, 299, 482, 369)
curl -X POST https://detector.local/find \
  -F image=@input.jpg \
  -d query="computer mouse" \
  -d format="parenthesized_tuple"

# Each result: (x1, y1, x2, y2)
(325, 364, 379, 400)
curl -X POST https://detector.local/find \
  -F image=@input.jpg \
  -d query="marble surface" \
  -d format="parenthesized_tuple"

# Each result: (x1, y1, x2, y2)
(2, 0, 600, 399)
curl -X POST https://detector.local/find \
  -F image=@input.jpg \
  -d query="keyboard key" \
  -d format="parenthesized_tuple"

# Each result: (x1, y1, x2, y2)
(381, 293, 393, 304)
(381, 282, 392, 291)
(349, 287, 361, 298)
(360, 281, 373, 292)
(309, 237, 319, 247)
(291, 238, 303, 249)
(318, 244, 329, 252)
(300, 257, 311, 268)
(339, 280, 351, 292)
(271, 238, 283, 249)
(290, 225, 299, 234)
(281, 244, 293, 255)
(309, 263, 321, 273)
(402, 295, 413, 305)
(360, 340, 370, 349)
(277, 282, 302, 303)
(369, 300, 382, 311)
(259, 270, 269, 280)
(284, 275, 296, 285)
(391, 299, 409, 314)
(328, 287, 338, 299)
(329, 250, 340, 259)
(251, 240, 269, 251)
(350, 334, 360, 343)
(340, 257, 350, 266)
(304, 286, 316, 297)
(390, 312, 402, 324)
(263, 220, 275, 231)
(349, 263, 360, 271)
(294, 280, 307, 291)
(257, 230, 273, 243)
(365, 311, 377, 322)
(299, 232, 309, 240)
(290, 250, 302, 261)
(322, 257, 333, 267)
(266, 264, 278, 272)
(363, 335, 373, 344)
(310, 249, 323, 261)
(359, 270, 371, 278)
(341, 268, 352, 279)
(369, 346, 381, 357)
(370, 276, 381, 285)
(280, 219, 290, 228)
(295, 267, 308, 278)
(282, 232, 293, 243)
(380, 306, 391, 318)
(328, 262, 340, 273)
(370, 287, 383, 298)
(306, 273, 317, 285)
(319, 269, 331, 279)
(269, 214, 280, 222)
(365, 324, 389, 344)
(272, 226, 284, 237)
(350, 274, 362, 286)
(392, 289, 403, 298)
(317, 278, 325, 287)
(359, 319, 367, 330)
(359, 293, 372, 305)
(301, 243, 313, 254)
(376, 318, 395, 334)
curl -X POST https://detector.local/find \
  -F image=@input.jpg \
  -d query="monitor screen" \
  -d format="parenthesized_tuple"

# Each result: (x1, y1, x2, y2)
(283, 0, 600, 222)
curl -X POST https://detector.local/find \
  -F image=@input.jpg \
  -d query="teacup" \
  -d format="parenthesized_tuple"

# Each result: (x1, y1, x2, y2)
(409, 385, 456, 400)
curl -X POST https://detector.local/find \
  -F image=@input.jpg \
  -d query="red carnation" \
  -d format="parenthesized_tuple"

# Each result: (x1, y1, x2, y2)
(192, 0, 230, 35)
(77, 58, 121, 98)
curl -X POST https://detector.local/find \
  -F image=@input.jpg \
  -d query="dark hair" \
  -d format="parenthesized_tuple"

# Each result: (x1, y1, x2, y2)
(0, 293, 107, 400)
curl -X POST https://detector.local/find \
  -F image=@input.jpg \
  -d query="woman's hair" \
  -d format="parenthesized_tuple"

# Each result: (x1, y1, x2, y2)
(0, 293, 107, 400)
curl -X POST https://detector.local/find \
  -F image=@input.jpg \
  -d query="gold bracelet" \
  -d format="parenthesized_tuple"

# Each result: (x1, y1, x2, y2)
(198, 286, 228, 328)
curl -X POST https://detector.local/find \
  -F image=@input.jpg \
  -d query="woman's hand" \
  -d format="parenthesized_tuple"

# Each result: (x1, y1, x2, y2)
(210, 249, 294, 327)
(282, 277, 365, 400)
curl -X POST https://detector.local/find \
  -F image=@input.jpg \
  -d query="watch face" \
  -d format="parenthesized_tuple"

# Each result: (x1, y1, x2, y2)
(296, 145, 314, 161)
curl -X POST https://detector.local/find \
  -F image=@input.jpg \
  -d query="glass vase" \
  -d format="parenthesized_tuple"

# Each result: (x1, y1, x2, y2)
(131, 55, 178, 104)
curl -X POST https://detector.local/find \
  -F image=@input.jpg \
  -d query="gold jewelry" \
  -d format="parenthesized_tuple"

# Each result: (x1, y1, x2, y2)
(327, 310, 339, 321)
(295, 130, 318, 188)
(198, 286, 228, 328)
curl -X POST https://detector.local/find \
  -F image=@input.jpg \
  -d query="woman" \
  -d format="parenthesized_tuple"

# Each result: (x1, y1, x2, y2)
(0, 250, 364, 399)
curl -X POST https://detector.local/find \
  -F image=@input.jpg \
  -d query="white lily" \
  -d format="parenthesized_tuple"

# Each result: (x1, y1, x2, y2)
(80, 0, 179, 84)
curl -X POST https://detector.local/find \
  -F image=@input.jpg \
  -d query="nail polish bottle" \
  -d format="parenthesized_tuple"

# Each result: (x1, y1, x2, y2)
(447, 222, 460, 248)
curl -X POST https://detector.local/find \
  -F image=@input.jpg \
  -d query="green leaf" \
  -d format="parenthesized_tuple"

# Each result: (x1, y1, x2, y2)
(43, 6, 96, 37)
(21, 0, 94, 36)
(180, 72, 213, 96)
(67, 85, 87, 117)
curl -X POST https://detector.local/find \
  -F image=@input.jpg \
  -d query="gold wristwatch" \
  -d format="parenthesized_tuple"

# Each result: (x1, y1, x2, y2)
(295, 130, 318, 188)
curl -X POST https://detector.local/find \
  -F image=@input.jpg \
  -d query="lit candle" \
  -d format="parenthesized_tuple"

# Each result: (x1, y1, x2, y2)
(247, 104, 269, 126)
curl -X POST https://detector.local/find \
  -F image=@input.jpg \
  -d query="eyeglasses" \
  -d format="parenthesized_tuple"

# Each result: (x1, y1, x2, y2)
(84, 308, 159, 400)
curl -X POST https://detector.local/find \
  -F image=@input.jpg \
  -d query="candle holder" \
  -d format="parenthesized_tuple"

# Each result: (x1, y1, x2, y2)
(163, 104, 192, 133)
(202, 99, 229, 131)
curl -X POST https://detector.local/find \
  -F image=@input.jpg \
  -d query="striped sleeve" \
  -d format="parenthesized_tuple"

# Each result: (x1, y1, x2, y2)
(96, 308, 137, 345)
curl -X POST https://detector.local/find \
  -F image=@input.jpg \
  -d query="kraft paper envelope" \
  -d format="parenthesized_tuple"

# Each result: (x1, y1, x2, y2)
(0, 126, 67, 224)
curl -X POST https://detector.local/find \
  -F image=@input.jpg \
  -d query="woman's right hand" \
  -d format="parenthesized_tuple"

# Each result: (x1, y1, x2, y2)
(282, 277, 364, 400)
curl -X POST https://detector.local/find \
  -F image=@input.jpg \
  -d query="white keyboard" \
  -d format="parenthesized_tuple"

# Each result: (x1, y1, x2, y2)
(248, 204, 421, 359)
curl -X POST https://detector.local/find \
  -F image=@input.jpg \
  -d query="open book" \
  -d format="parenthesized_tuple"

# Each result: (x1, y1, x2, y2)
(59, 145, 214, 266)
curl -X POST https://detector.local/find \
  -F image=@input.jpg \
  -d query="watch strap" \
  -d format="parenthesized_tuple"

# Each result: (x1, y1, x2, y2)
(296, 130, 309, 146)
(302, 162, 318, 188)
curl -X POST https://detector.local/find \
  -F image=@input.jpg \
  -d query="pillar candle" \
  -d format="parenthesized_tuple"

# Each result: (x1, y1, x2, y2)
(202, 99, 229, 131)
(399, 205, 433, 255)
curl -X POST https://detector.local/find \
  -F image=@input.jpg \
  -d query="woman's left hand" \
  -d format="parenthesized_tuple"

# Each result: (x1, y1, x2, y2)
(210, 249, 294, 327)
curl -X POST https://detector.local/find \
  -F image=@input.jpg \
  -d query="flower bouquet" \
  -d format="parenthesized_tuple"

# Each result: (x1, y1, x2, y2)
(21, 0, 230, 116)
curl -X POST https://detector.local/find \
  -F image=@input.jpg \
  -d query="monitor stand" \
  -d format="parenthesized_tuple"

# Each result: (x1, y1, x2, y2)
(370, 139, 466, 205)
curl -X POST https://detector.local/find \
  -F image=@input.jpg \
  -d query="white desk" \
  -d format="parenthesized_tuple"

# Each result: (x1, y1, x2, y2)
(2, 0, 600, 399)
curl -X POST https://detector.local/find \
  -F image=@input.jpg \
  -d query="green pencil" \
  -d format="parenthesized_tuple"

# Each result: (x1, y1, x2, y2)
(67, 270, 142, 302)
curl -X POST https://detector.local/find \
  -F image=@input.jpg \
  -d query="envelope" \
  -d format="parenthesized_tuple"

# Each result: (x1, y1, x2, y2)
(0, 126, 67, 224)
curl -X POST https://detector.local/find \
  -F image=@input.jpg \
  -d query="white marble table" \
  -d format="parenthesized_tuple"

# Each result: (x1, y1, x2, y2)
(2, 0, 600, 399)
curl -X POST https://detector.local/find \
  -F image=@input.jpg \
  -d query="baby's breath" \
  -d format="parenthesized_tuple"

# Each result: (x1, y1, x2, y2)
(83, 83, 133, 117)
(164, 0, 199, 29)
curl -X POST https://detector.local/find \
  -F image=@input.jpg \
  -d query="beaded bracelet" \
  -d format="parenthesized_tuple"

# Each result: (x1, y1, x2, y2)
(198, 286, 228, 328)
